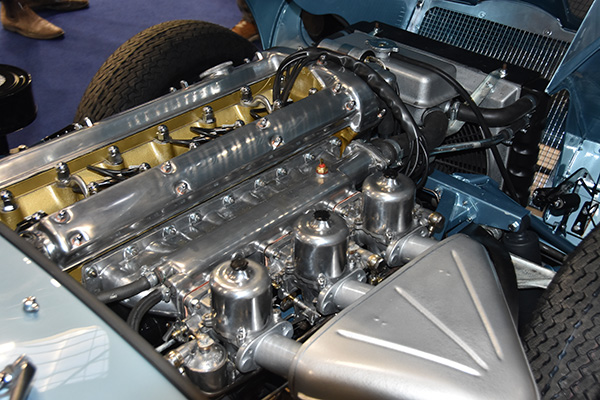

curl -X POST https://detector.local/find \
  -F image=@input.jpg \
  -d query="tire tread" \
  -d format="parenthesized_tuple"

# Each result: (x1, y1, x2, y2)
(75, 20, 256, 122)
(523, 225, 600, 399)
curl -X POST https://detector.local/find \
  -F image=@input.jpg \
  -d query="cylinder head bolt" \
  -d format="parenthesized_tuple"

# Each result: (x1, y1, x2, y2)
(1, 189, 17, 212)
(293, 210, 349, 281)
(55, 162, 70, 182)
(210, 256, 272, 343)
(362, 168, 416, 238)
(107, 145, 123, 166)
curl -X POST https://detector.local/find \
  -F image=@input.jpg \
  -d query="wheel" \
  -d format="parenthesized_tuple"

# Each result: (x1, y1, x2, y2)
(523, 225, 600, 399)
(75, 20, 256, 123)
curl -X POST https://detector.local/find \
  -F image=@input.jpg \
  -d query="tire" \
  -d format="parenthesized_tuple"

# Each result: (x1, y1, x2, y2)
(75, 20, 256, 123)
(523, 225, 600, 399)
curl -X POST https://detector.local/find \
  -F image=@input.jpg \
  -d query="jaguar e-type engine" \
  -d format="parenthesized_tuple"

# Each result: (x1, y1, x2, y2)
(1, 30, 543, 399)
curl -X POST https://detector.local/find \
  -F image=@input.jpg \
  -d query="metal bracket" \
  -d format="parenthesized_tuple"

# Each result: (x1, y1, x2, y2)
(510, 253, 556, 289)
(316, 268, 367, 315)
(447, 68, 506, 135)
(425, 170, 530, 238)
(235, 320, 294, 373)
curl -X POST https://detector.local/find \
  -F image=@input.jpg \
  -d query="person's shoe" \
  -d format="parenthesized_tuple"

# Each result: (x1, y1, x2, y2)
(1, 2, 64, 39)
(27, 0, 89, 11)
(232, 19, 259, 42)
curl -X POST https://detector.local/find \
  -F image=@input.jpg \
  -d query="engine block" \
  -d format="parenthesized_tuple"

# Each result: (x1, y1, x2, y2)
(0, 32, 540, 399)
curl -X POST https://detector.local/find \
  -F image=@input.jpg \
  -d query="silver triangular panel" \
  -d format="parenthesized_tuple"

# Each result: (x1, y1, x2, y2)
(289, 234, 539, 400)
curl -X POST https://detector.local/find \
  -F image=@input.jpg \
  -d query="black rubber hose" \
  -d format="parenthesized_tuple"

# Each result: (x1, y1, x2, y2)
(127, 288, 163, 332)
(455, 95, 537, 127)
(96, 276, 152, 304)
(420, 110, 449, 152)
(391, 52, 519, 200)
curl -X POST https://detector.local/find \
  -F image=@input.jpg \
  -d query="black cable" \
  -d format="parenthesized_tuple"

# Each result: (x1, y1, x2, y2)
(126, 288, 163, 332)
(273, 49, 428, 177)
(273, 51, 309, 102)
(392, 53, 519, 200)
(96, 276, 152, 304)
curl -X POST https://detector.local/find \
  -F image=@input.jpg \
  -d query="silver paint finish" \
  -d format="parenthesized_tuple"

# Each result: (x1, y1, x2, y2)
(254, 333, 301, 378)
(319, 31, 458, 108)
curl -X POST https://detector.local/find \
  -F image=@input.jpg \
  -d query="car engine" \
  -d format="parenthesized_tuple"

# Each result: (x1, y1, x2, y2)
(0, 27, 552, 399)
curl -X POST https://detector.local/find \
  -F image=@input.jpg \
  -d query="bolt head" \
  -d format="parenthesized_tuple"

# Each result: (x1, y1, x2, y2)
(189, 213, 201, 224)
(23, 296, 39, 313)
(270, 135, 283, 149)
(163, 226, 178, 237)
(160, 161, 175, 174)
(54, 209, 69, 223)
(223, 195, 235, 206)
(329, 137, 342, 147)
(276, 168, 287, 177)
(86, 267, 98, 278)
(70, 233, 86, 247)
(175, 181, 190, 196)
(258, 117, 270, 130)
(508, 221, 520, 232)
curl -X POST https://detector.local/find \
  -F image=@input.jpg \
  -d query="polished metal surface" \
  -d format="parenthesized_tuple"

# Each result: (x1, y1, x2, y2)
(84, 143, 379, 317)
(319, 31, 458, 109)
(511, 253, 556, 289)
(288, 235, 539, 400)
(0, 22, 558, 398)
(28, 68, 373, 270)
(362, 169, 416, 237)
(21, 296, 39, 313)
(184, 335, 228, 392)
(0, 52, 291, 188)
(210, 258, 272, 342)
(293, 210, 349, 280)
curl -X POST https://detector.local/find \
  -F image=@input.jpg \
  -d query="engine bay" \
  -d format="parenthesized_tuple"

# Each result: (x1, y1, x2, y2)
(0, 26, 563, 399)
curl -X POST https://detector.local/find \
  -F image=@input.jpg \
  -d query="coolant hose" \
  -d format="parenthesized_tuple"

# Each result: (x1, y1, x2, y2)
(421, 110, 449, 152)
(96, 276, 152, 304)
(455, 95, 537, 127)
(391, 52, 519, 200)
(127, 288, 163, 332)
